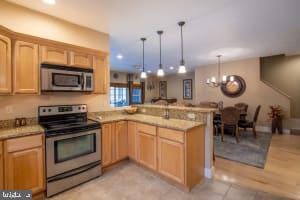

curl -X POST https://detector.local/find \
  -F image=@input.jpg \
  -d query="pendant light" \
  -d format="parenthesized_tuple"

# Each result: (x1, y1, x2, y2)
(178, 21, 187, 74)
(140, 37, 147, 79)
(157, 30, 164, 77)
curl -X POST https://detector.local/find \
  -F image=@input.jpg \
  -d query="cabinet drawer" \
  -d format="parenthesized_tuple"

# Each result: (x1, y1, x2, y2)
(158, 127, 184, 143)
(5, 134, 43, 153)
(137, 123, 156, 136)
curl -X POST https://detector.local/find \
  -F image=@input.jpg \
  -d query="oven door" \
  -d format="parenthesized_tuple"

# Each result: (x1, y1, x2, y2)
(46, 129, 101, 178)
(41, 68, 83, 91)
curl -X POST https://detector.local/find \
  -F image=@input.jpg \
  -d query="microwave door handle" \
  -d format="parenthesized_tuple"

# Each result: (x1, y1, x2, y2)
(81, 73, 85, 90)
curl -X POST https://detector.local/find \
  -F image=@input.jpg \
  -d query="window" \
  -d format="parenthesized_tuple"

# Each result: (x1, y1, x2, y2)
(110, 86, 129, 107)
(131, 87, 142, 104)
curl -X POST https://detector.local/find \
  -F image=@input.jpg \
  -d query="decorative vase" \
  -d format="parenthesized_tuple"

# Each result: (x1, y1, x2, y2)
(271, 117, 283, 134)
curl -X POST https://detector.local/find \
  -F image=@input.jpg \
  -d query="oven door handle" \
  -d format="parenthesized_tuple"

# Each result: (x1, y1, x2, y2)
(48, 161, 101, 183)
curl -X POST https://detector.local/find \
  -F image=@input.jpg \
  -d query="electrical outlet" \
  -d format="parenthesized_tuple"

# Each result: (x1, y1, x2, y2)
(187, 112, 196, 120)
(5, 106, 13, 114)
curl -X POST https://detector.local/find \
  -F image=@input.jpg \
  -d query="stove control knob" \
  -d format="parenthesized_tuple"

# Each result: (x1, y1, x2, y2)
(78, 107, 81, 110)
(42, 109, 46, 112)
(48, 109, 52, 112)
(82, 107, 85, 110)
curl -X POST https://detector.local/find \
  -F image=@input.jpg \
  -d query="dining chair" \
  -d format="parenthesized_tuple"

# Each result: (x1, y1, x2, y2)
(238, 105, 261, 137)
(221, 107, 241, 143)
(234, 102, 249, 113)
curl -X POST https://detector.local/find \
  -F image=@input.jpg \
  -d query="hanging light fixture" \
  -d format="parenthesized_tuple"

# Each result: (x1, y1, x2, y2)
(157, 30, 164, 77)
(206, 55, 234, 87)
(140, 37, 147, 79)
(178, 21, 187, 74)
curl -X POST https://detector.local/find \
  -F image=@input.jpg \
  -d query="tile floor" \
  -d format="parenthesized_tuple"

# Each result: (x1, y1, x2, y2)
(48, 162, 291, 200)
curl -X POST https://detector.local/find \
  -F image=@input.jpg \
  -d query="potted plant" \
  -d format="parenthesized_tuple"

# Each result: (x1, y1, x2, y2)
(268, 105, 283, 134)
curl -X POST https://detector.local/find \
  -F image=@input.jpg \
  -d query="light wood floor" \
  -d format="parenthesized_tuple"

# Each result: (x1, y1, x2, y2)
(214, 133, 300, 200)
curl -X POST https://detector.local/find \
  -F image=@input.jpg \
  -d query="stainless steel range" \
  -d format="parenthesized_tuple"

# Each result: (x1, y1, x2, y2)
(39, 104, 101, 197)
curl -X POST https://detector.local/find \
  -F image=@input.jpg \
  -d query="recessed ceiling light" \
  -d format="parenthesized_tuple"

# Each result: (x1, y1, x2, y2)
(42, 0, 56, 5)
(116, 53, 123, 60)
(147, 70, 152, 73)
(169, 66, 174, 70)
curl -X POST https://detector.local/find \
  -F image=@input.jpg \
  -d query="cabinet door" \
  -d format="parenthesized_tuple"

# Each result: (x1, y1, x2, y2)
(115, 121, 128, 161)
(102, 123, 113, 167)
(127, 121, 136, 160)
(93, 56, 108, 94)
(5, 147, 44, 194)
(40, 45, 68, 65)
(0, 141, 3, 189)
(69, 51, 93, 68)
(14, 41, 39, 94)
(158, 137, 184, 184)
(136, 131, 157, 170)
(0, 34, 12, 94)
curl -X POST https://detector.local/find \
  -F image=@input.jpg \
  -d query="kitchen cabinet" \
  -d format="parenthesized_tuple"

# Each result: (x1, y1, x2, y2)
(127, 121, 136, 160)
(102, 121, 128, 167)
(158, 129, 185, 184)
(69, 51, 93, 68)
(40, 45, 68, 65)
(136, 123, 157, 170)
(0, 34, 12, 94)
(14, 41, 39, 94)
(0, 141, 3, 189)
(93, 55, 108, 94)
(102, 123, 114, 167)
(4, 134, 44, 195)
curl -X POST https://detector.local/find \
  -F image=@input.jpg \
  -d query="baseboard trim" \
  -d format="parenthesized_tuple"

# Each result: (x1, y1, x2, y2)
(256, 125, 290, 134)
(204, 167, 214, 179)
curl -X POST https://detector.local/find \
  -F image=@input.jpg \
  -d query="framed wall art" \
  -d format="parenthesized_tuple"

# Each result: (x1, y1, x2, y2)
(159, 81, 167, 98)
(183, 79, 192, 99)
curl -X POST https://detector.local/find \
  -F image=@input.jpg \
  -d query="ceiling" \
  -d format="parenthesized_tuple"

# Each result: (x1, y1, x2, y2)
(7, 0, 300, 74)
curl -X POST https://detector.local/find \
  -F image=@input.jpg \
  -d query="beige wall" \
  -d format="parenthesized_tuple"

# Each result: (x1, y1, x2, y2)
(0, 1, 109, 51)
(144, 72, 195, 103)
(0, 1, 110, 120)
(261, 54, 300, 118)
(195, 58, 291, 123)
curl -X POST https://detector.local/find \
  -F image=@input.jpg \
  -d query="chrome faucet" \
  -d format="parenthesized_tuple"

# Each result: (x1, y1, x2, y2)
(163, 104, 170, 119)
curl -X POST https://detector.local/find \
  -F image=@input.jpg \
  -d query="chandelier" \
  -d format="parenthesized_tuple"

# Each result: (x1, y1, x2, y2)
(206, 55, 234, 87)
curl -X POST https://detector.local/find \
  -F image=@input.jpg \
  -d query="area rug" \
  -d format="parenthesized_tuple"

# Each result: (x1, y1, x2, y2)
(214, 131, 272, 168)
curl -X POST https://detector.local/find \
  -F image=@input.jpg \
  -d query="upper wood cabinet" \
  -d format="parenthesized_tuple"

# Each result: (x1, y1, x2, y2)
(14, 41, 39, 94)
(115, 121, 128, 161)
(4, 134, 44, 195)
(127, 121, 136, 160)
(93, 56, 108, 94)
(69, 51, 93, 68)
(39, 45, 68, 65)
(102, 123, 113, 167)
(0, 34, 12, 94)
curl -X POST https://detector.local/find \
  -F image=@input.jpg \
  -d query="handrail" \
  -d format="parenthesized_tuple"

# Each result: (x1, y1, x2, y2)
(261, 80, 292, 100)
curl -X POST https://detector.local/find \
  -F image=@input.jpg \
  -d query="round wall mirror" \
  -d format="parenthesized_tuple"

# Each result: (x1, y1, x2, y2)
(221, 75, 246, 98)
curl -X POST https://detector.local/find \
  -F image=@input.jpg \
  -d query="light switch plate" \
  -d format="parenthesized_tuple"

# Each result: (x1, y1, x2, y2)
(187, 112, 196, 120)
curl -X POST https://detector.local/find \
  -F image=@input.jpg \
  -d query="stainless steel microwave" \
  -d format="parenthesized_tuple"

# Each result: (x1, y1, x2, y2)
(41, 64, 94, 92)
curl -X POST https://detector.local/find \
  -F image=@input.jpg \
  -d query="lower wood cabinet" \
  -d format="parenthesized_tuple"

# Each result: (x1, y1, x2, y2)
(158, 137, 184, 184)
(3, 134, 45, 195)
(127, 121, 136, 160)
(102, 121, 128, 167)
(0, 141, 3, 189)
(136, 123, 157, 170)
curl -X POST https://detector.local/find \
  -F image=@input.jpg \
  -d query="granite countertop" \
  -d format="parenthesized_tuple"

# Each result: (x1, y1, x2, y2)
(0, 125, 44, 140)
(138, 104, 217, 113)
(90, 114, 205, 131)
